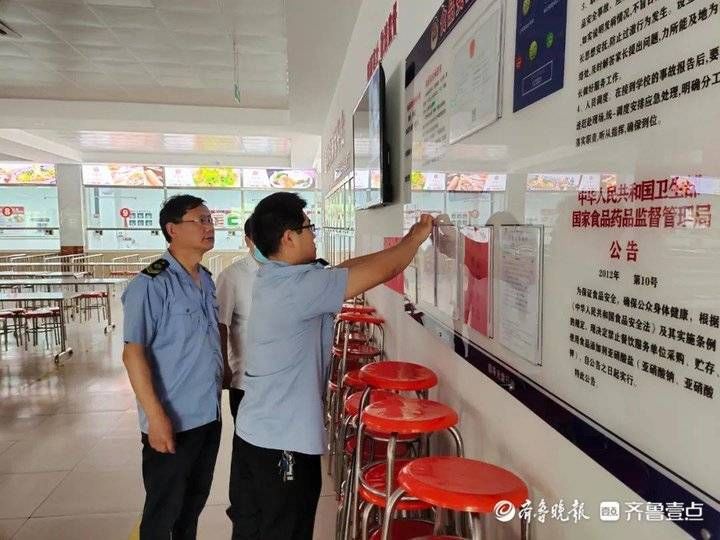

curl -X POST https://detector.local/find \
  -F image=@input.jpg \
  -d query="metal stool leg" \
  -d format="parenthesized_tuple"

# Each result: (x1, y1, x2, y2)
(380, 487, 405, 540)
(360, 501, 374, 540)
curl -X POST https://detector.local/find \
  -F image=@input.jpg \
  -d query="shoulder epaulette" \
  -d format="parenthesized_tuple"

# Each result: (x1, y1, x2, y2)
(200, 264, 212, 276)
(141, 258, 169, 278)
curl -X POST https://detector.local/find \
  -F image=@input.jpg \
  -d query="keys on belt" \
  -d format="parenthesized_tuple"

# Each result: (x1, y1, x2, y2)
(279, 450, 295, 482)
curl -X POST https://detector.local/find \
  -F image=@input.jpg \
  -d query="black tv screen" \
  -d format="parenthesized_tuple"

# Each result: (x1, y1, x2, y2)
(353, 64, 391, 209)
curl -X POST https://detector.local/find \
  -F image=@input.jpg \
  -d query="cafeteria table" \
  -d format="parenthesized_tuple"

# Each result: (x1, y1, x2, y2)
(0, 278, 127, 333)
(0, 292, 80, 363)
(0, 271, 89, 279)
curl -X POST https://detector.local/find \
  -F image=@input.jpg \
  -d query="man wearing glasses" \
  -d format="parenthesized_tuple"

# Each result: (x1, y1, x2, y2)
(229, 192, 433, 539)
(122, 194, 223, 539)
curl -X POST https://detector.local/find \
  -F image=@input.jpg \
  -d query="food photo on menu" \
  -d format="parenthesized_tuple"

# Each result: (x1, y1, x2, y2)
(446, 172, 506, 192)
(82, 164, 163, 186)
(268, 169, 315, 189)
(0, 163, 56, 184)
(410, 171, 447, 190)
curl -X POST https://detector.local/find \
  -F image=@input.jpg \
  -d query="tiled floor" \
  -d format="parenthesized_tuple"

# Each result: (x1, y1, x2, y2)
(0, 297, 336, 539)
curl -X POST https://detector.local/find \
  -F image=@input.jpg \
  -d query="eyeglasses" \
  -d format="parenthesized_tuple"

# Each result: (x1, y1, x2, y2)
(295, 223, 317, 234)
(179, 216, 214, 226)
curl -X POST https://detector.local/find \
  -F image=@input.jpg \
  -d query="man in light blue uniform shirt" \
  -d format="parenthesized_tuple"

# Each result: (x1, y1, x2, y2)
(122, 195, 223, 540)
(229, 192, 434, 539)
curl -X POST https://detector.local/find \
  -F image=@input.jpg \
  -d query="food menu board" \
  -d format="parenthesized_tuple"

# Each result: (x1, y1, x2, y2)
(266, 169, 315, 190)
(82, 164, 164, 187)
(526, 173, 617, 192)
(447, 172, 506, 191)
(0, 163, 56, 185)
(165, 166, 242, 188)
(241, 168, 315, 190)
(410, 171, 446, 191)
(82, 164, 316, 190)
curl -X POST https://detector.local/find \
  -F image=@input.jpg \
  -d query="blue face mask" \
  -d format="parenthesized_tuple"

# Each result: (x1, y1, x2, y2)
(252, 246, 269, 264)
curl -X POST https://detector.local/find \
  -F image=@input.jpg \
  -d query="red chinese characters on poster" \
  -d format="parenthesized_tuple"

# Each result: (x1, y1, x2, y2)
(383, 237, 404, 294)
(462, 228, 491, 336)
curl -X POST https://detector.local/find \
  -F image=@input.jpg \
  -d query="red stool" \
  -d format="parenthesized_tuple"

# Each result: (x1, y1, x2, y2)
(78, 291, 107, 322)
(342, 304, 377, 315)
(359, 361, 438, 397)
(329, 312, 385, 480)
(382, 457, 529, 540)
(343, 397, 463, 540)
(335, 389, 414, 497)
(343, 369, 368, 391)
(22, 308, 61, 350)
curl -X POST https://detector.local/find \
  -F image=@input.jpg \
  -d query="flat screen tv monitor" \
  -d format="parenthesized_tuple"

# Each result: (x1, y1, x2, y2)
(353, 64, 391, 209)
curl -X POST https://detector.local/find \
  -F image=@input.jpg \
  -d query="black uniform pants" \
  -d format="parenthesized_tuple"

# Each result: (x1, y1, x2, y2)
(229, 388, 245, 424)
(139, 420, 221, 540)
(229, 435, 322, 540)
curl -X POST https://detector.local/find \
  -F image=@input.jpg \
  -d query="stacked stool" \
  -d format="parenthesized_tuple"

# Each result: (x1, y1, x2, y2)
(328, 311, 385, 477)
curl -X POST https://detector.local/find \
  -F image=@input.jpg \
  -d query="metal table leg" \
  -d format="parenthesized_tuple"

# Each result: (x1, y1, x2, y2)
(54, 298, 73, 364)
(104, 283, 115, 333)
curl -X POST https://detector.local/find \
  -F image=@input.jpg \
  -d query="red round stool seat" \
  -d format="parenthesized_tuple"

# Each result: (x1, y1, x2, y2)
(341, 304, 377, 315)
(360, 459, 432, 511)
(342, 369, 368, 390)
(368, 520, 434, 540)
(338, 312, 385, 326)
(330, 357, 363, 383)
(344, 332, 371, 345)
(344, 390, 399, 417)
(0, 311, 14, 318)
(398, 457, 529, 513)
(344, 436, 411, 460)
(332, 342, 382, 359)
(359, 361, 438, 392)
(362, 397, 458, 435)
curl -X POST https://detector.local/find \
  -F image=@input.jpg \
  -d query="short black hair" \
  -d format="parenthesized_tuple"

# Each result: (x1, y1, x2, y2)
(159, 194, 206, 242)
(244, 214, 254, 240)
(251, 192, 307, 257)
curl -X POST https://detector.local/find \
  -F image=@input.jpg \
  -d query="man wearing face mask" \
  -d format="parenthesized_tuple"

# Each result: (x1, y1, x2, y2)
(229, 192, 434, 540)
(217, 215, 265, 422)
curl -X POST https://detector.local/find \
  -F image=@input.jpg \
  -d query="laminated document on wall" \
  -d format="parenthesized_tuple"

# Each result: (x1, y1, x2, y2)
(448, 0, 504, 143)
(495, 225, 543, 365)
(435, 222, 460, 319)
(460, 226, 493, 339)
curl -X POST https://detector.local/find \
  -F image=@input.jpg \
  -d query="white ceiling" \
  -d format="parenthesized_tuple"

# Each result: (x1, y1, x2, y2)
(0, 0, 288, 108)
(0, 0, 363, 166)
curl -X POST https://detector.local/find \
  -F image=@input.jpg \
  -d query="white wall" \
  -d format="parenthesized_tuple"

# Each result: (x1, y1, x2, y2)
(321, 1, 691, 538)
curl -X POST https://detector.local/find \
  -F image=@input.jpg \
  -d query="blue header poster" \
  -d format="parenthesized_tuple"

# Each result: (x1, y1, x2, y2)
(513, 0, 568, 112)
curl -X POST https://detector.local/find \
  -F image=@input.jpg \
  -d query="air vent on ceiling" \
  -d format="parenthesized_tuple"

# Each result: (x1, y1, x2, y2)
(0, 19, 22, 39)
